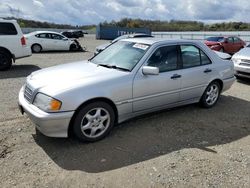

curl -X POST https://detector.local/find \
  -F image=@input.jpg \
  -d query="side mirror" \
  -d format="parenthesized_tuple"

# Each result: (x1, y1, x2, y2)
(62, 38, 68, 41)
(142, 66, 159, 75)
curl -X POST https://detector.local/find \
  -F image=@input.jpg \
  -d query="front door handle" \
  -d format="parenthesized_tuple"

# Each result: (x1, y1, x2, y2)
(171, 74, 182, 79)
(204, 68, 212, 73)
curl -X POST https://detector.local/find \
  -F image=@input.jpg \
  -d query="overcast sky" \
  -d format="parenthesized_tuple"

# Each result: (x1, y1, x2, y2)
(0, 0, 249, 25)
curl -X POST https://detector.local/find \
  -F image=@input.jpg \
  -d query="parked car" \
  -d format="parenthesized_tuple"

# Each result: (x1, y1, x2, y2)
(18, 38, 235, 142)
(95, 33, 153, 54)
(232, 44, 250, 78)
(0, 19, 31, 70)
(61, 30, 84, 38)
(205, 36, 245, 54)
(25, 31, 82, 53)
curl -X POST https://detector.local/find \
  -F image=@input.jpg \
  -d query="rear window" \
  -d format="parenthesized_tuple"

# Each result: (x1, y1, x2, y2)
(206, 37, 224, 42)
(0, 23, 18, 35)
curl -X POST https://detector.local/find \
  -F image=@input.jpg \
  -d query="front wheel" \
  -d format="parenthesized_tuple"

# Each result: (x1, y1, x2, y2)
(73, 102, 115, 142)
(200, 81, 221, 108)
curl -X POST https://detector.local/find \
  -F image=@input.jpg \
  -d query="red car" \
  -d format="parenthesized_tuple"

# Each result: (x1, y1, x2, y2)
(205, 36, 246, 54)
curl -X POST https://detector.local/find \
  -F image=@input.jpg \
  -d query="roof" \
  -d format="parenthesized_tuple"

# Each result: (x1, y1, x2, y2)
(121, 37, 203, 45)
(27, 31, 63, 35)
(0, 19, 17, 23)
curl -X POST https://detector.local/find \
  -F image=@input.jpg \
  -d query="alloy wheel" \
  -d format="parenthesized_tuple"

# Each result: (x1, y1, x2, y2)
(80, 107, 110, 138)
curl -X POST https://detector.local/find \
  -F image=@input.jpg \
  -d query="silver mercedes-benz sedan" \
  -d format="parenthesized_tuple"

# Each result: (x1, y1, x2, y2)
(18, 38, 235, 142)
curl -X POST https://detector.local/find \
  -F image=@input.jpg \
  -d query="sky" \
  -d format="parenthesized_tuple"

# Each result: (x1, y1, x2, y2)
(0, 0, 249, 25)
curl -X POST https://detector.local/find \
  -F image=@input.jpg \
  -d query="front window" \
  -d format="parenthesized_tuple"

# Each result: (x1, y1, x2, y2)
(91, 41, 150, 71)
(51, 34, 64, 40)
(147, 45, 178, 73)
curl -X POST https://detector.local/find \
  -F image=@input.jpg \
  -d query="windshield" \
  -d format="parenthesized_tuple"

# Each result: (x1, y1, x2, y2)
(206, 37, 225, 42)
(91, 41, 150, 71)
(111, 35, 129, 43)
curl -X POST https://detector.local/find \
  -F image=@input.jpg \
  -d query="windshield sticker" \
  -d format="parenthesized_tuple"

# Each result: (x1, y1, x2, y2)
(133, 43, 149, 50)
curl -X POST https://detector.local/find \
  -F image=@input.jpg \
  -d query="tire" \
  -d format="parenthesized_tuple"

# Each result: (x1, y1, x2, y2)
(73, 102, 115, 142)
(200, 81, 221, 108)
(0, 50, 12, 71)
(70, 44, 77, 51)
(31, 44, 42, 53)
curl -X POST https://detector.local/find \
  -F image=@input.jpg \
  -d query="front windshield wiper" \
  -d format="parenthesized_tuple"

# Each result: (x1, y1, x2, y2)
(98, 64, 130, 72)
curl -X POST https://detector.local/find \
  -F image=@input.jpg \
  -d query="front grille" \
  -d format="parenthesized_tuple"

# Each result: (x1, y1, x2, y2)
(24, 85, 33, 103)
(241, 59, 250, 64)
(239, 63, 250, 67)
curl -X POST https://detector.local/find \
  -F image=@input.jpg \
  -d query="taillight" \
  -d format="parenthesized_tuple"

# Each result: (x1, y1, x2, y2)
(21, 36, 26, 46)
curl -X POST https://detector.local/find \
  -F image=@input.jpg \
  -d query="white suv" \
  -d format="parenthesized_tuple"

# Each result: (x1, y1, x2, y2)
(0, 19, 32, 71)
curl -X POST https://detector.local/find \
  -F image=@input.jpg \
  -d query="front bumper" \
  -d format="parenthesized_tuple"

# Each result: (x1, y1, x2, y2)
(18, 87, 74, 138)
(234, 64, 250, 78)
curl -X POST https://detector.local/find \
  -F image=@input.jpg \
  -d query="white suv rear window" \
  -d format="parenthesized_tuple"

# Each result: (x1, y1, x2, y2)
(0, 23, 18, 35)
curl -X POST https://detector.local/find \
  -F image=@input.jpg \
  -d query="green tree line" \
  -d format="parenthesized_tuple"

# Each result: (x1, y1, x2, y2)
(100, 18, 250, 31)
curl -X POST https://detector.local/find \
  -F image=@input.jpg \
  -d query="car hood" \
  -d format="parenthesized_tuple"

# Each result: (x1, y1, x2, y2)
(233, 47, 250, 59)
(27, 61, 128, 94)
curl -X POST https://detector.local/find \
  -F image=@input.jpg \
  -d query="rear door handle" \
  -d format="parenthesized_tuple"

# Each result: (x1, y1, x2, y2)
(204, 68, 212, 73)
(171, 74, 182, 79)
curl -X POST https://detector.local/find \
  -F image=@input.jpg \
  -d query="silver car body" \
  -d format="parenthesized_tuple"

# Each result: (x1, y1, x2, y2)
(232, 46, 250, 78)
(19, 38, 235, 138)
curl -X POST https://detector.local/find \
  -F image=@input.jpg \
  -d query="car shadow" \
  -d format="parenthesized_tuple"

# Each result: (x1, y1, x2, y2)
(0, 64, 41, 79)
(236, 77, 250, 85)
(33, 95, 250, 173)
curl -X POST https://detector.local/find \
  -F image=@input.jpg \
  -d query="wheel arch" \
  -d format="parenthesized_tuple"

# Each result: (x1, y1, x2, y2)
(31, 43, 42, 51)
(0, 46, 14, 60)
(67, 97, 118, 137)
(211, 79, 223, 91)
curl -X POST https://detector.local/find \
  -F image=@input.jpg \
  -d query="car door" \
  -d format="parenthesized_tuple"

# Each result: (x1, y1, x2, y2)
(133, 45, 181, 112)
(179, 44, 213, 101)
(35, 33, 52, 50)
(51, 34, 69, 50)
(233, 37, 243, 53)
(224, 37, 234, 53)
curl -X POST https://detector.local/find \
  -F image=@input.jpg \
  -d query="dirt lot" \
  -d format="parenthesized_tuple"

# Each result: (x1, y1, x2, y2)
(0, 35, 249, 188)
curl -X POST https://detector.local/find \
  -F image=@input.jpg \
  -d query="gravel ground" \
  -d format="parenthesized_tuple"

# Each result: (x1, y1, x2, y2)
(0, 35, 249, 188)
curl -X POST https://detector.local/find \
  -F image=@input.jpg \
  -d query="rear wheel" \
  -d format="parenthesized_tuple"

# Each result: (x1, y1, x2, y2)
(0, 50, 12, 71)
(200, 81, 221, 108)
(31, 44, 42, 53)
(73, 102, 115, 142)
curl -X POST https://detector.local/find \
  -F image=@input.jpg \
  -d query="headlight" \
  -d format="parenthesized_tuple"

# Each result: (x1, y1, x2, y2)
(232, 58, 241, 65)
(33, 93, 62, 112)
